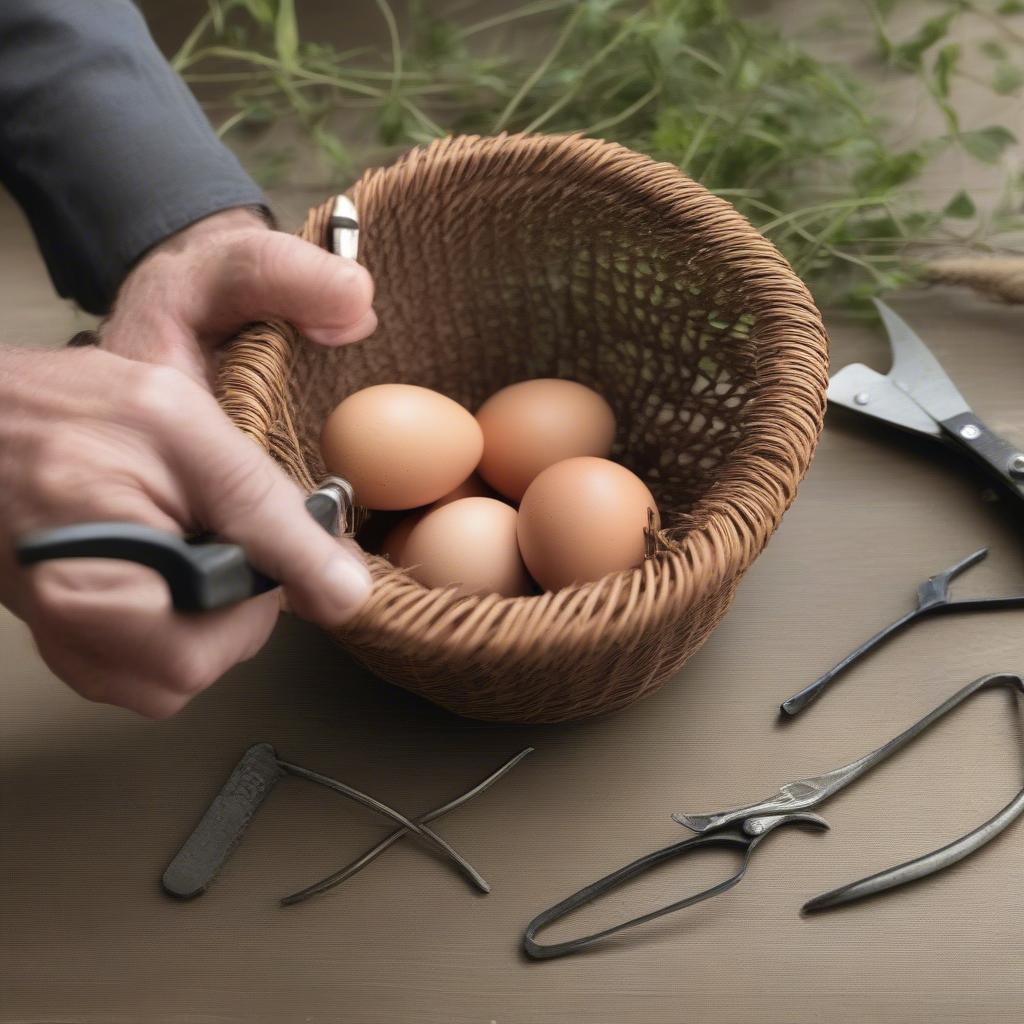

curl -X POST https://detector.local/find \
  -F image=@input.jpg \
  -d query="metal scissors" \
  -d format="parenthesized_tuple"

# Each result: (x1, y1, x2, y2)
(523, 673, 1024, 960)
(828, 298, 1024, 507)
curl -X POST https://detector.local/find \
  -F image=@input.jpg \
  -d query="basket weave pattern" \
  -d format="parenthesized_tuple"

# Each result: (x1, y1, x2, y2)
(218, 134, 828, 723)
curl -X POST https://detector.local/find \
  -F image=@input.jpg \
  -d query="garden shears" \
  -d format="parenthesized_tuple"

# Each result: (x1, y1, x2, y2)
(828, 298, 1024, 508)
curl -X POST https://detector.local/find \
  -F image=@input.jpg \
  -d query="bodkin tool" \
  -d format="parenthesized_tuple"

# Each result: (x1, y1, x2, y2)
(781, 547, 1024, 716)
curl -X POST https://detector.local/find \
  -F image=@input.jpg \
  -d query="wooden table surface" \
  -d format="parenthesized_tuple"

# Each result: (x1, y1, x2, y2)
(1, 179, 1023, 1022)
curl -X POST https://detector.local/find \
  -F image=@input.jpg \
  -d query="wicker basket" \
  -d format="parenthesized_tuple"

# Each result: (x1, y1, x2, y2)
(217, 133, 828, 724)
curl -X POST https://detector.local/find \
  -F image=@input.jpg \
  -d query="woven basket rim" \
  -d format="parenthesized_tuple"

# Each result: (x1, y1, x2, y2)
(218, 132, 828, 665)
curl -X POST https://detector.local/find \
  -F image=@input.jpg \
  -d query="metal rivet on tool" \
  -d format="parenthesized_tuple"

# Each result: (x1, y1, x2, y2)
(1010, 454, 1024, 480)
(854, 391, 870, 406)
(959, 423, 982, 441)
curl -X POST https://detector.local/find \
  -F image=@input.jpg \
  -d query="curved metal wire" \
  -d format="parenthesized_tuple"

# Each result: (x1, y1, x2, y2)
(280, 748, 534, 906)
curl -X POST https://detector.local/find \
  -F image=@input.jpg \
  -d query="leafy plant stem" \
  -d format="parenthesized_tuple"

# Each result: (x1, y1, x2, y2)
(494, 3, 585, 131)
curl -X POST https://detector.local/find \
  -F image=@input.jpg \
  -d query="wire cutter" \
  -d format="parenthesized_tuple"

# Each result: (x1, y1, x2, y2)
(523, 672, 1024, 960)
(829, 299, 1024, 507)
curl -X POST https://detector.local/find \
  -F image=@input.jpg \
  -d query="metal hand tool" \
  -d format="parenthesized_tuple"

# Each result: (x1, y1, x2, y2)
(829, 298, 1024, 507)
(781, 547, 1024, 715)
(163, 743, 532, 902)
(15, 476, 355, 612)
(523, 673, 1024, 960)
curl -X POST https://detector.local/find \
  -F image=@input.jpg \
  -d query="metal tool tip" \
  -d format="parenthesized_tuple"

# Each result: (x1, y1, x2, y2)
(672, 812, 716, 832)
(780, 689, 815, 717)
(800, 889, 848, 915)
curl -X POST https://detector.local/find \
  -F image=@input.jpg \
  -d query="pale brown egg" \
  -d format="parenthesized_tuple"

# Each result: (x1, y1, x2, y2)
(381, 510, 425, 565)
(431, 472, 495, 508)
(381, 474, 497, 566)
(400, 497, 534, 597)
(475, 379, 616, 501)
(320, 384, 483, 510)
(517, 457, 659, 591)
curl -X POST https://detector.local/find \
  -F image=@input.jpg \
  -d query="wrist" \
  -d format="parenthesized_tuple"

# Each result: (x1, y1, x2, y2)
(149, 206, 270, 261)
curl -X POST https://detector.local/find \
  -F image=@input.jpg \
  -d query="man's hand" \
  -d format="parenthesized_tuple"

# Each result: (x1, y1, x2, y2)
(0, 345, 372, 719)
(100, 207, 377, 382)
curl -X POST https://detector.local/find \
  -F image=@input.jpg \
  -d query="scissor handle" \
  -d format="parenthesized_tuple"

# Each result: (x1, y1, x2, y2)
(523, 814, 826, 960)
(16, 523, 275, 612)
(14, 479, 353, 613)
(939, 412, 1024, 508)
(523, 831, 751, 960)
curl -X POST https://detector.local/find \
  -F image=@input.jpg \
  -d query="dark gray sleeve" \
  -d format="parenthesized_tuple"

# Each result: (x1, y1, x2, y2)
(0, 0, 268, 315)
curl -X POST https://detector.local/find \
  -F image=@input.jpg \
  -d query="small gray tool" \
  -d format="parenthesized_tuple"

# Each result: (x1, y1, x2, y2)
(523, 673, 1024, 960)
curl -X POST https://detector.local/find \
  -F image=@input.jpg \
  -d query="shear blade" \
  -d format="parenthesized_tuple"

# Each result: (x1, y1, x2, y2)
(874, 299, 971, 424)
(828, 363, 941, 438)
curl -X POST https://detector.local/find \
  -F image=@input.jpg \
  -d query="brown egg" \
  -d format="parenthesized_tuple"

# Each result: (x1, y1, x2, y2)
(320, 384, 483, 511)
(431, 472, 495, 508)
(381, 510, 425, 565)
(476, 379, 616, 501)
(401, 497, 534, 597)
(517, 457, 659, 591)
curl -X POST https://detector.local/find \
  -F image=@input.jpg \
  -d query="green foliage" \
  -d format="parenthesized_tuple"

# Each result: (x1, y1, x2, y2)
(959, 125, 1017, 162)
(944, 189, 977, 218)
(174, 0, 1024, 307)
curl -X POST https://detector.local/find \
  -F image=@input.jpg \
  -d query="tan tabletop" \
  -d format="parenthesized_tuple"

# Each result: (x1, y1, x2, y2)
(1, 185, 1022, 1023)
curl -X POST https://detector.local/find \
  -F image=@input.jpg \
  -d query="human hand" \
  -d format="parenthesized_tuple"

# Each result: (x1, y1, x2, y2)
(0, 345, 372, 718)
(99, 207, 376, 383)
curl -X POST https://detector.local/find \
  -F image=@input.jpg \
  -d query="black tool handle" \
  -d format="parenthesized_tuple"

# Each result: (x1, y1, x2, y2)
(16, 523, 276, 612)
(162, 743, 283, 899)
(14, 485, 346, 613)
(941, 412, 1024, 508)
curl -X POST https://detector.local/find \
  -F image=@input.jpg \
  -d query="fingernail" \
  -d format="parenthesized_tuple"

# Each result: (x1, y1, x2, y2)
(321, 554, 373, 621)
(305, 308, 378, 347)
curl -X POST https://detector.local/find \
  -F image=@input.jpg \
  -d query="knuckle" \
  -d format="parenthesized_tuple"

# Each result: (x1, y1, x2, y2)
(214, 451, 281, 522)
(126, 364, 206, 431)
(166, 647, 216, 696)
(35, 638, 111, 704)
(28, 573, 75, 631)
(74, 675, 111, 706)
(136, 692, 189, 720)
(25, 426, 84, 507)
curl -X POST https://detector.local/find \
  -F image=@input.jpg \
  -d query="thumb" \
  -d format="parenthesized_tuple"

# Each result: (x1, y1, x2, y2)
(223, 231, 377, 347)
(172, 395, 373, 626)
